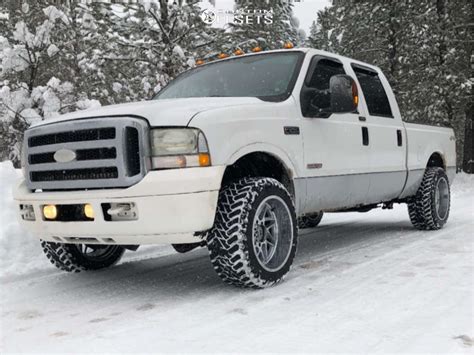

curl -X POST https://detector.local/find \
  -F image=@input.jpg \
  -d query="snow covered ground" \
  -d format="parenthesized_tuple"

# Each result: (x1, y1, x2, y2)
(0, 161, 473, 353)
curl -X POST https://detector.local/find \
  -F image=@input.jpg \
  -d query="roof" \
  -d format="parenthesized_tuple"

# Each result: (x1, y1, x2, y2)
(204, 47, 381, 73)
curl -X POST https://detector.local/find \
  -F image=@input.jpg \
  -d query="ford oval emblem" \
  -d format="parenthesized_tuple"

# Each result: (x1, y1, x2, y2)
(54, 149, 77, 163)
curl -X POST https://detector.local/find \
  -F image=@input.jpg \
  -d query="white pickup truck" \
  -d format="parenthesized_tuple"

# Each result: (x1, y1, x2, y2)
(14, 48, 456, 288)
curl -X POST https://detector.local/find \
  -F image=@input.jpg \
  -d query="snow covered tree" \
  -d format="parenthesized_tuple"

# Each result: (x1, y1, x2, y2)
(306, 10, 340, 53)
(311, 0, 472, 168)
(102, 0, 226, 99)
(0, 0, 224, 165)
(0, 2, 82, 164)
(230, 0, 301, 51)
(0, 1, 110, 164)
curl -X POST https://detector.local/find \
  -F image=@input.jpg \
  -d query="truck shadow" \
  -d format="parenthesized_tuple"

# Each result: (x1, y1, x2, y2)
(49, 219, 424, 300)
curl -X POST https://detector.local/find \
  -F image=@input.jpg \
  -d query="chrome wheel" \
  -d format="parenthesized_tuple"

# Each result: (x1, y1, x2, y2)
(252, 196, 294, 272)
(435, 177, 449, 220)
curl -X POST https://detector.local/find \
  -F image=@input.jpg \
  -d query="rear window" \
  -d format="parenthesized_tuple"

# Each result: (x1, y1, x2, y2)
(352, 65, 393, 118)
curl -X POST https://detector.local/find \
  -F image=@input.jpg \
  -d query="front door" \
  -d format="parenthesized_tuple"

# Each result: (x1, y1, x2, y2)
(299, 56, 371, 213)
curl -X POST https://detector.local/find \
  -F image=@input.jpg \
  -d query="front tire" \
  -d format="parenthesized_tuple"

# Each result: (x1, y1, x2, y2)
(41, 241, 125, 272)
(207, 177, 297, 288)
(407, 167, 451, 230)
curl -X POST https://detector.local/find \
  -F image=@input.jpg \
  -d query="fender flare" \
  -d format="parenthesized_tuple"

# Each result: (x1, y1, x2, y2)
(226, 142, 301, 178)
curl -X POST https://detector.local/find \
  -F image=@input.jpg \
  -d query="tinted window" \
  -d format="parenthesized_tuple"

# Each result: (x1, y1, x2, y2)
(154, 52, 304, 102)
(300, 58, 345, 117)
(352, 66, 393, 117)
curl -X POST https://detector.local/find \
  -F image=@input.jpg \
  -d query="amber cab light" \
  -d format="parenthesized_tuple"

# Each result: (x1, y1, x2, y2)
(251, 46, 262, 52)
(218, 53, 229, 59)
(234, 49, 244, 56)
(283, 42, 294, 49)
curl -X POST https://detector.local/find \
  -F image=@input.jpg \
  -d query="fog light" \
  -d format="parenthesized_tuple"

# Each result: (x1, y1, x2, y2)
(84, 204, 95, 219)
(43, 205, 57, 220)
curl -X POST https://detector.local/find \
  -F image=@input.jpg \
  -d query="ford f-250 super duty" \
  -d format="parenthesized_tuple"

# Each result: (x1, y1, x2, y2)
(14, 48, 456, 288)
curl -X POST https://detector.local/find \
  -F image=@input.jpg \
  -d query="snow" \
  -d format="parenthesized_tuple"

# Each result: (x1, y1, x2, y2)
(19, 108, 41, 125)
(0, 161, 48, 278)
(76, 99, 101, 111)
(0, 162, 473, 352)
(12, 21, 33, 45)
(21, 2, 29, 14)
(43, 6, 68, 24)
(46, 43, 59, 57)
(172, 45, 186, 59)
(112, 82, 123, 93)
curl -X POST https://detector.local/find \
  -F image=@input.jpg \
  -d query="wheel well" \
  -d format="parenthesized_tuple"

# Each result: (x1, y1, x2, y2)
(222, 152, 295, 198)
(427, 152, 445, 170)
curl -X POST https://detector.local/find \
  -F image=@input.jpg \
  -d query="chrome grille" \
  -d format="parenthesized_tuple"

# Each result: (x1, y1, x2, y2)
(24, 117, 149, 190)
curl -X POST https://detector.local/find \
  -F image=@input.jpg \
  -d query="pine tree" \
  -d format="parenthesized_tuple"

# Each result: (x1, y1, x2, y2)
(102, 0, 227, 100)
(312, 0, 472, 168)
(0, 0, 227, 165)
(230, 0, 300, 51)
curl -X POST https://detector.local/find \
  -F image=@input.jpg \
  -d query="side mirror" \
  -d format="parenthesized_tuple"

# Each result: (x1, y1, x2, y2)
(330, 74, 358, 113)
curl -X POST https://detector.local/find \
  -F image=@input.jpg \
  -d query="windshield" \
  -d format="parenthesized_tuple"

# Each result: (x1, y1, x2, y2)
(154, 51, 304, 102)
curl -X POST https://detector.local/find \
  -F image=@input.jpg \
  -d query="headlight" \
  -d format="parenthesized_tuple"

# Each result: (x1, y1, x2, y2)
(150, 128, 211, 169)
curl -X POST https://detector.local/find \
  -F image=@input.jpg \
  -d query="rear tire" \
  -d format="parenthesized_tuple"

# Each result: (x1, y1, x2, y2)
(298, 212, 324, 229)
(207, 177, 297, 288)
(407, 167, 450, 230)
(41, 241, 125, 272)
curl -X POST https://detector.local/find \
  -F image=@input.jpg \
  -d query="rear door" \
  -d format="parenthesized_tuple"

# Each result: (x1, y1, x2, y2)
(349, 64, 406, 203)
(299, 56, 370, 213)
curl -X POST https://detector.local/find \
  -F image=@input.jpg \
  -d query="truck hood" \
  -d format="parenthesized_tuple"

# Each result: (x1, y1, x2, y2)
(31, 97, 265, 128)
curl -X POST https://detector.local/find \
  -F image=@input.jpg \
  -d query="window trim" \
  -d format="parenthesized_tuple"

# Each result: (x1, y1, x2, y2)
(304, 55, 344, 87)
(351, 63, 394, 119)
(300, 55, 348, 118)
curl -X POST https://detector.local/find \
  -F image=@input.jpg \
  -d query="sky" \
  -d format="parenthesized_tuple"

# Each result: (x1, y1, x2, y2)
(198, 0, 331, 36)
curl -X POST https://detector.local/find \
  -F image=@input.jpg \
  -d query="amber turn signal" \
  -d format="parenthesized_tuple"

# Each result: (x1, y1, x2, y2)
(43, 205, 57, 220)
(199, 153, 211, 167)
(352, 81, 359, 107)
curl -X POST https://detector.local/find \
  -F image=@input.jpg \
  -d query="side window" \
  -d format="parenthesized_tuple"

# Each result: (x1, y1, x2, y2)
(352, 65, 393, 118)
(301, 58, 345, 117)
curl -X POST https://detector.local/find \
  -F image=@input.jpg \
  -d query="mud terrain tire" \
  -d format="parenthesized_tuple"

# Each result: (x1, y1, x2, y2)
(408, 167, 450, 230)
(207, 177, 297, 288)
(41, 241, 125, 272)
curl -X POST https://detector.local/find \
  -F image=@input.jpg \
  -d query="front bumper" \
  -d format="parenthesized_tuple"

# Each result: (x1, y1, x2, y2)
(13, 166, 225, 245)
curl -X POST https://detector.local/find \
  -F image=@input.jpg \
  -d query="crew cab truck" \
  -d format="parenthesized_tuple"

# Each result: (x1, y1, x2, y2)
(14, 48, 456, 288)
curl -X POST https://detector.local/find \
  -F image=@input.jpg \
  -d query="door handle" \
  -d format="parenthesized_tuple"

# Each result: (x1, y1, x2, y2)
(359, 116, 366, 122)
(362, 127, 369, 146)
(397, 129, 403, 146)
